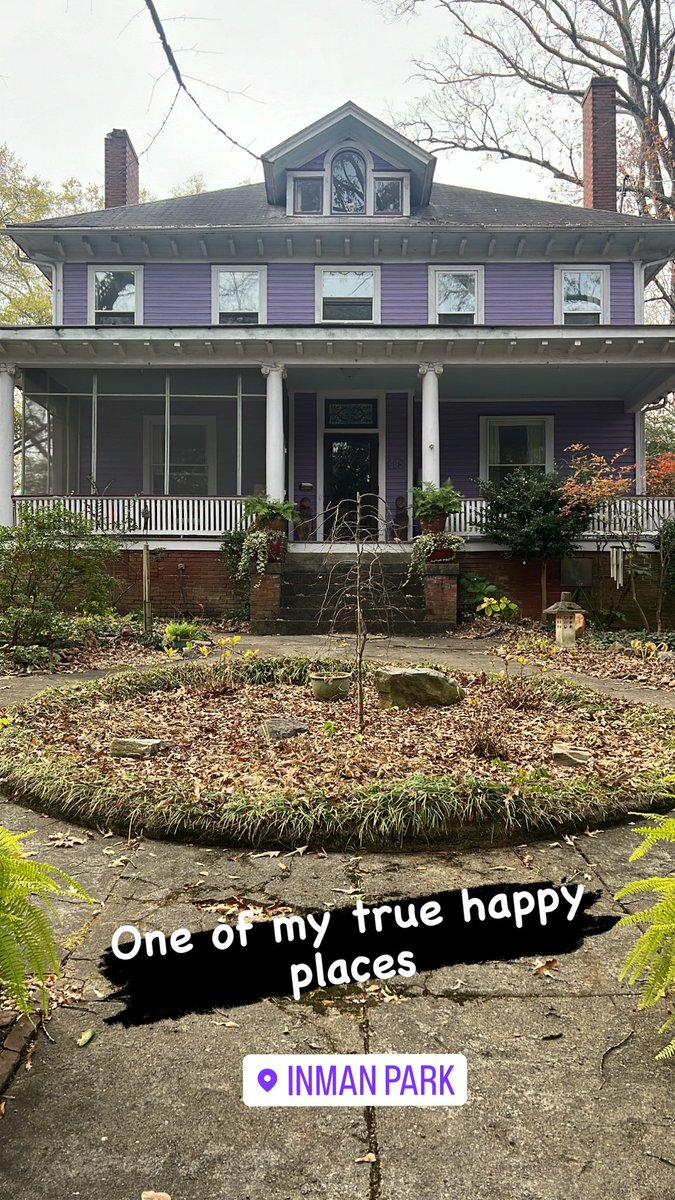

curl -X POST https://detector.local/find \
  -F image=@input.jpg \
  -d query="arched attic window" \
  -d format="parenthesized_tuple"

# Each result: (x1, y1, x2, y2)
(331, 150, 367, 214)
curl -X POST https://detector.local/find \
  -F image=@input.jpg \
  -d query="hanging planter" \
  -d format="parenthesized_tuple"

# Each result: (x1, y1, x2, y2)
(406, 532, 466, 581)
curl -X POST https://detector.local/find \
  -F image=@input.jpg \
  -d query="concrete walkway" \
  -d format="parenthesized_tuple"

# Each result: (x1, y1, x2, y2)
(0, 643, 674, 1199)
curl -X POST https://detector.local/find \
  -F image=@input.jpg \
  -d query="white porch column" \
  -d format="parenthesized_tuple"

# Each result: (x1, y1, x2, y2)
(419, 363, 443, 487)
(262, 363, 286, 502)
(0, 367, 15, 528)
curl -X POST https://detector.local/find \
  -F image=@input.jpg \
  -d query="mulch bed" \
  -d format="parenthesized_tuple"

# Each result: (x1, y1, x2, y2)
(15, 674, 672, 802)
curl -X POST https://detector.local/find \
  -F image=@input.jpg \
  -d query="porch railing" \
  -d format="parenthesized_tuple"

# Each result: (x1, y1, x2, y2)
(12, 494, 675, 541)
(12, 495, 247, 538)
(447, 495, 675, 539)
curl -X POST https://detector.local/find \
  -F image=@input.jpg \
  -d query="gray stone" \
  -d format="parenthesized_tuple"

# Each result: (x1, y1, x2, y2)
(608, 641, 627, 654)
(552, 741, 593, 767)
(373, 666, 465, 709)
(657, 650, 674, 662)
(109, 737, 170, 759)
(259, 718, 310, 741)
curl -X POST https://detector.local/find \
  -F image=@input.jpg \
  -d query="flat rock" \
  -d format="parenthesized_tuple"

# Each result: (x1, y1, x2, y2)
(552, 741, 593, 767)
(373, 666, 465, 709)
(259, 718, 310, 741)
(109, 737, 170, 759)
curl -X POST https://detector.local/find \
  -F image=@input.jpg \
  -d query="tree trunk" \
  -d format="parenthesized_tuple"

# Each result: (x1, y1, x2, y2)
(540, 559, 548, 620)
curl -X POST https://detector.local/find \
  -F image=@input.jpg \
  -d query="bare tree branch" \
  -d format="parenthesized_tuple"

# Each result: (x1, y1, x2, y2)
(142, 0, 260, 161)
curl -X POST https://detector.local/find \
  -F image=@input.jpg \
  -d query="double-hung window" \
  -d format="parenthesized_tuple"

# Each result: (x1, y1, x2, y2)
(293, 177, 323, 214)
(556, 267, 607, 325)
(317, 268, 379, 323)
(430, 268, 483, 325)
(90, 267, 142, 325)
(213, 267, 266, 324)
(480, 416, 553, 485)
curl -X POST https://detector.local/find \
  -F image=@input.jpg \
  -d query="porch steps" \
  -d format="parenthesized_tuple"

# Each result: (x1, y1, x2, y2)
(255, 550, 429, 636)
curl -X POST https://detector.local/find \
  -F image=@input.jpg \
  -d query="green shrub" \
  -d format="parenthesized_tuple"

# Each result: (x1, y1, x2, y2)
(0, 504, 120, 622)
(0, 825, 93, 1014)
(7, 645, 55, 670)
(617, 814, 675, 1059)
(0, 601, 74, 648)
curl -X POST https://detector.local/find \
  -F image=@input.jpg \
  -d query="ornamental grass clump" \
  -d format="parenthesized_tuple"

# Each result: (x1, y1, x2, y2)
(0, 825, 93, 1015)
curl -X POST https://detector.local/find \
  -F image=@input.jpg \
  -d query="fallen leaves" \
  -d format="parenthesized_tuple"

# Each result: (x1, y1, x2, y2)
(354, 1153, 377, 1164)
(47, 833, 87, 849)
(76, 1027, 95, 1047)
(533, 958, 560, 977)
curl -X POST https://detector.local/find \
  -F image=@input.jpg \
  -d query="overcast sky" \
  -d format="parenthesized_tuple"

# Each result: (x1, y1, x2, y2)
(2, 0, 553, 205)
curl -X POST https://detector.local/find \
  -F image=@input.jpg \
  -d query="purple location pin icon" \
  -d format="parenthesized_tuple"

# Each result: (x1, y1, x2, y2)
(258, 1068, 277, 1093)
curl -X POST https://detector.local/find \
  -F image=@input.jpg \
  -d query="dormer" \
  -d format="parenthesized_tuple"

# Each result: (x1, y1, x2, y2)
(262, 101, 435, 218)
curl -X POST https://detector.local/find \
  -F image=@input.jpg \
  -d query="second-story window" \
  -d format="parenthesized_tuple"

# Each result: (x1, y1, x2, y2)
(431, 268, 483, 325)
(318, 268, 379, 322)
(374, 178, 403, 214)
(331, 150, 367, 213)
(92, 268, 141, 325)
(294, 178, 323, 214)
(214, 268, 265, 324)
(560, 268, 605, 325)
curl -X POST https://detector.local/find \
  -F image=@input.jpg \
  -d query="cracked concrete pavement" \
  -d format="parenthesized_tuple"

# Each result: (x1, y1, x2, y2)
(0, 796, 673, 1200)
(1, 645, 675, 1199)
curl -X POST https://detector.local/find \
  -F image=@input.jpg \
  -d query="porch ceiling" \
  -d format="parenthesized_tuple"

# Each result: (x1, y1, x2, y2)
(2, 324, 675, 409)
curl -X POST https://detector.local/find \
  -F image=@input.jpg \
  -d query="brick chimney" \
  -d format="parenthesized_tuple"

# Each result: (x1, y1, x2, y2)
(582, 77, 617, 210)
(104, 129, 139, 208)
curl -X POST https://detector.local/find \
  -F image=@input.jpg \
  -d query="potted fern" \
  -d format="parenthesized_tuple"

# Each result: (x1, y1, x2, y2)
(411, 479, 463, 533)
(242, 494, 300, 533)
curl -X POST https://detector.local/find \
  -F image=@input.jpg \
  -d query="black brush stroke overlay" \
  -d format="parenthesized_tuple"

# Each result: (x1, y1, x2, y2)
(100, 884, 615, 1026)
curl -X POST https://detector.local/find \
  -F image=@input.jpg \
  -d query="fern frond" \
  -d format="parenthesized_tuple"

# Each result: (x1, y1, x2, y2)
(0, 824, 94, 1014)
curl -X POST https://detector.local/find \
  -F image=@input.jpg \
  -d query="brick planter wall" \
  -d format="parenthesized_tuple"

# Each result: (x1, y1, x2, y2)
(112, 550, 245, 618)
(423, 562, 459, 629)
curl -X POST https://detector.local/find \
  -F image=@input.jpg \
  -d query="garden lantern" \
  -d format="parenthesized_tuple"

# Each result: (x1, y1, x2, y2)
(543, 591, 586, 649)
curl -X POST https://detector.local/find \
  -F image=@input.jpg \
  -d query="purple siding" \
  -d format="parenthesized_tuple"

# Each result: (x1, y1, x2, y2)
(381, 264, 428, 323)
(610, 262, 635, 324)
(439, 400, 635, 495)
(267, 264, 315, 323)
(62, 263, 88, 325)
(296, 154, 325, 170)
(385, 393, 408, 530)
(293, 394, 317, 514)
(484, 263, 554, 324)
(371, 154, 400, 171)
(144, 263, 212, 325)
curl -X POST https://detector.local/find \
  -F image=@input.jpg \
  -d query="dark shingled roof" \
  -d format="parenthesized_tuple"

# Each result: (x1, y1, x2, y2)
(10, 180, 665, 232)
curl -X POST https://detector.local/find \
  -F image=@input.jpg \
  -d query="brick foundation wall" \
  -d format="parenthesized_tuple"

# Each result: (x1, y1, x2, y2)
(459, 550, 675, 629)
(112, 550, 245, 618)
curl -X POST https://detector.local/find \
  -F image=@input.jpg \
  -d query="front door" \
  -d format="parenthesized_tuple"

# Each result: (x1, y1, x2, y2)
(324, 433, 379, 539)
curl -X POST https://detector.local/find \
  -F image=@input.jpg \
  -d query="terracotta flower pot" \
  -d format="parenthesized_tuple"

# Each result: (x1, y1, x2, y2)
(419, 514, 448, 534)
(267, 536, 283, 561)
(429, 546, 455, 561)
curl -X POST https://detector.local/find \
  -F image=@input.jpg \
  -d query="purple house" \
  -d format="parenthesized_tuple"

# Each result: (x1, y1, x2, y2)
(3, 85, 675, 619)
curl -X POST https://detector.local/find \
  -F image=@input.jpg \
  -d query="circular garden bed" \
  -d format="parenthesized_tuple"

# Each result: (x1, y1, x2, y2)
(1, 655, 673, 848)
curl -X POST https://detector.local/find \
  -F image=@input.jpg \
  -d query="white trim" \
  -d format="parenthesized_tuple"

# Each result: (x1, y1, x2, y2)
(479, 414, 554, 483)
(143, 414, 217, 495)
(87, 265, 143, 326)
(211, 265, 267, 324)
(52, 262, 64, 325)
(635, 409, 646, 492)
(634, 261, 644, 323)
(315, 265, 381, 324)
(554, 264, 610, 325)
(428, 266, 485, 325)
